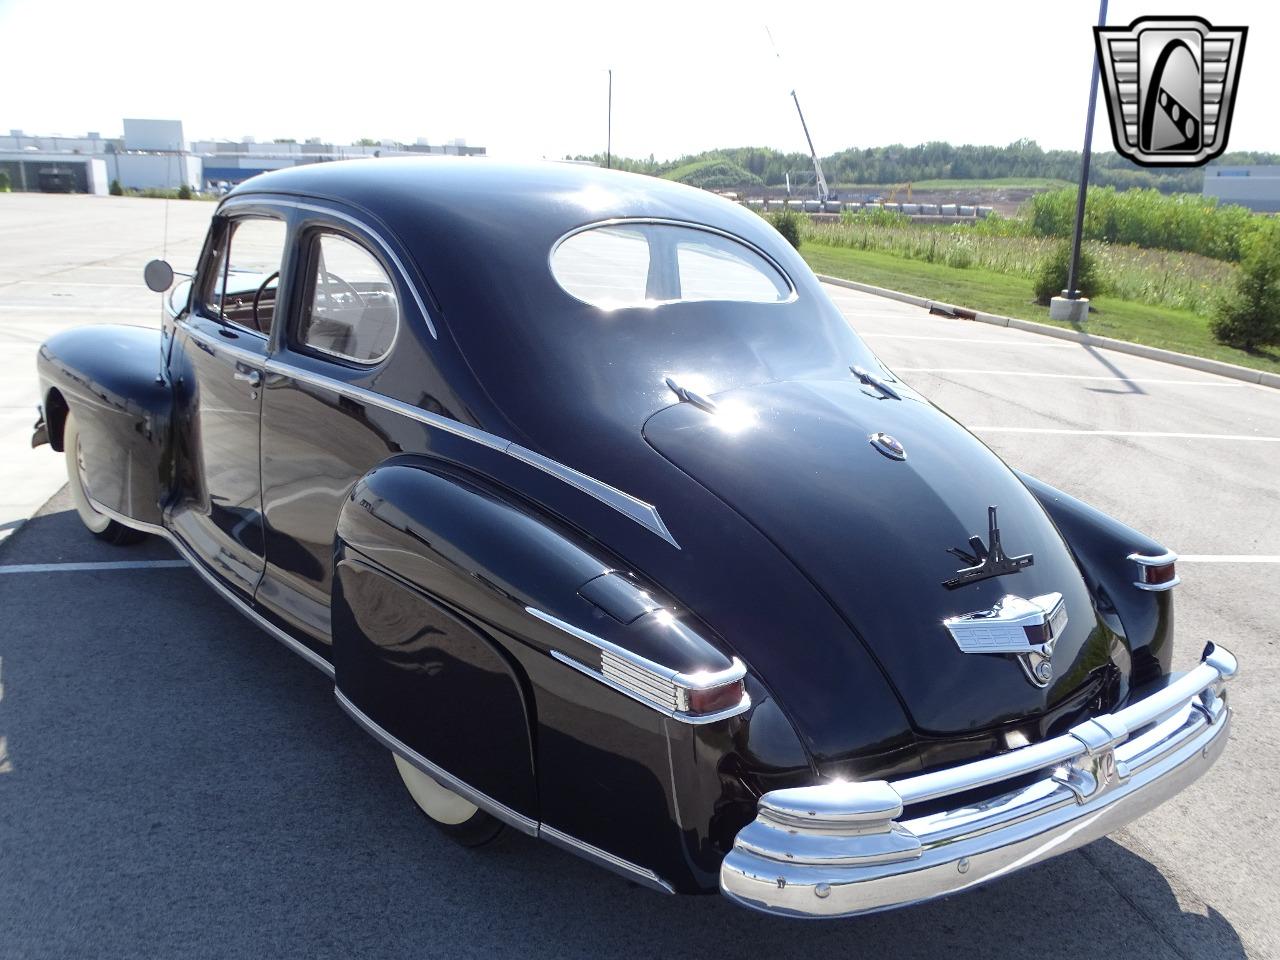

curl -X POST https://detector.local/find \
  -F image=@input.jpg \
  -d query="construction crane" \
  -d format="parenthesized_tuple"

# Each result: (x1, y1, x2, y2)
(767, 26, 831, 203)
(789, 90, 830, 202)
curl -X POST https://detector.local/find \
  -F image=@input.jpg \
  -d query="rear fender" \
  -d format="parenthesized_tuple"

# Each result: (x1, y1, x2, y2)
(37, 325, 172, 526)
(332, 458, 772, 891)
(1019, 472, 1173, 687)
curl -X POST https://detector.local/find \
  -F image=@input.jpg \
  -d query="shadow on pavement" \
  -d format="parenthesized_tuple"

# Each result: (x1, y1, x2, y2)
(0, 509, 1247, 960)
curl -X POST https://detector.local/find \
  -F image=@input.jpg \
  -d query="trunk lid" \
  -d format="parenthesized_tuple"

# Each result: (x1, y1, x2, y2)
(644, 378, 1120, 736)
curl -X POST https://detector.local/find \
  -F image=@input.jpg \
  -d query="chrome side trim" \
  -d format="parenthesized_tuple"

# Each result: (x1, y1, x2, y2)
(506, 444, 679, 548)
(1129, 550, 1181, 591)
(539, 824, 676, 895)
(222, 195, 434, 339)
(263, 358, 679, 548)
(86, 496, 335, 679)
(721, 644, 1237, 918)
(334, 688, 538, 836)
(530, 606, 751, 724)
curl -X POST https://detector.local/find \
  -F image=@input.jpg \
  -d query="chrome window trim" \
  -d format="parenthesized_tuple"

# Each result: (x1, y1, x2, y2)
(335, 689, 538, 836)
(548, 216, 798, 309)
(222, 195, 435, 339)
(261, 358, 679, 548)
(1129, 550, 1181, 591)
(181, 319, 270, 366)
(85, 496, 335, 679)
(528, 606, 750, 724)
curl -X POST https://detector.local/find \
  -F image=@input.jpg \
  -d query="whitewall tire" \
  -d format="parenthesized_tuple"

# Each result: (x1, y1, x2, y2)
(63, 411, 145, 545)
(393, 753, 505, 847)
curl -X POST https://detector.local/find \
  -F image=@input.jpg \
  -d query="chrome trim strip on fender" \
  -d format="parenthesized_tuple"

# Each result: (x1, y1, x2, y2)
(529, 606, 751, 724)
(86, 496, 336, 679)
(539, 824, 676, 895)
(262, 358, 680, 548)
(334, 689, 538, 836)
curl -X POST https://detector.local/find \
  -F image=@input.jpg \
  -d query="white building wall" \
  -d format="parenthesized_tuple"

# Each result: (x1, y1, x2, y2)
(106, 153, 203, 190)
(1203, 166, 1280, 213)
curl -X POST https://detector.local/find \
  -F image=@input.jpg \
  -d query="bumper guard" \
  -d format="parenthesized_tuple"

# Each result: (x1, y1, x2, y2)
(721, 644, 1236, 918)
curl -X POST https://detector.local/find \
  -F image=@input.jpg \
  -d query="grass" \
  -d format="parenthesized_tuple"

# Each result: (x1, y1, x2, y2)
(802, 242, 1280, 375)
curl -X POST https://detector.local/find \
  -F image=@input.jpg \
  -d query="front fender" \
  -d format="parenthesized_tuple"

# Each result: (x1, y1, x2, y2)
(1018, 472, 1173, 687)
(36, 325, 172, 526)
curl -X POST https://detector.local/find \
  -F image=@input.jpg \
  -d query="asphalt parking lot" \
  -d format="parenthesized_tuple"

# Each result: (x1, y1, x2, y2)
(1, 194, 1277, 959)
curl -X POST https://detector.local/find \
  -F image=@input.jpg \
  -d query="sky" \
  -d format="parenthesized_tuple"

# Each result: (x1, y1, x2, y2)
(0, 0, 1274, 159)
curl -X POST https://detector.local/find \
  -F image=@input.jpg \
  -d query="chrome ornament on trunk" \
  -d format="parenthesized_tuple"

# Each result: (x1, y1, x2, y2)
(943, 592, 1068, 688)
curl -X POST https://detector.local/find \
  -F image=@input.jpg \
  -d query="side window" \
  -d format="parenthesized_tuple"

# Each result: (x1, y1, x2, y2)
(201, 216, 288, 335)
(297, 232, 400, 364)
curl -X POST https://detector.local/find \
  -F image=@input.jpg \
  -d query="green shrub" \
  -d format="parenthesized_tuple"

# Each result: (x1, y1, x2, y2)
(1028, 186, 1260, 261)
(177, 183, 193, 200)
(1033, 241, 1100, 305)
(1211, 223, 1280, 351)
(0, 170, 11, 192)
(767, 207, 802, 250)
(108, 179, 123, 196)
(840, 207, 910, 228)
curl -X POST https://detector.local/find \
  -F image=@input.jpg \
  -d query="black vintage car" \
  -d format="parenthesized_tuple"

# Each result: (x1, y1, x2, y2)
(33, 158, 1235, 918)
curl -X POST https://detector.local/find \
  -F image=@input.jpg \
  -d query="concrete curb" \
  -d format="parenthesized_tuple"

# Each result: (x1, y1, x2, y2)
(817, 274, 1280, 390)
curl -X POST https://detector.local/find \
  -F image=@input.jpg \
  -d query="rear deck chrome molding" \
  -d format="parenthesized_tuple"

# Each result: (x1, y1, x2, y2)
(334, 689, 538, 836)
(540, 825, 676, 895)
(721, 644, 1237, 918)
(87, 496, 335, 679)
(528, 606, 750, 724)
(260, 359, 679, 549)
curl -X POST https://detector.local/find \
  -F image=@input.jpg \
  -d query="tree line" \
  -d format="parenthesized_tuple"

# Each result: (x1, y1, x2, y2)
(568, 140, 1280, 193)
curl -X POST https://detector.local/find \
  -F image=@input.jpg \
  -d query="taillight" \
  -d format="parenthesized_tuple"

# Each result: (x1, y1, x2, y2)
(1130, 551, 1180, 591)
(684, 677, 747, 716)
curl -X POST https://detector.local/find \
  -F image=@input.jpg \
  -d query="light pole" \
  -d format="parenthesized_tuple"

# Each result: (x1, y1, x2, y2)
(1054, 0, 1108, 322)
(606, 68, 613, 169)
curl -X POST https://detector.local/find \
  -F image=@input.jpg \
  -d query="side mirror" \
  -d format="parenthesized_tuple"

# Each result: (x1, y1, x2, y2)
(144, 259, 175, 293)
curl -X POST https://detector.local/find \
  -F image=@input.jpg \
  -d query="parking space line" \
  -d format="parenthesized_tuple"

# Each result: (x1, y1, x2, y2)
(0, 560, 188, 574)
(896, 367, 1242, 387)
(863, 334, 1078, 348)
(971, 426, 1280, 442)
(1179, 555, 1280, 563)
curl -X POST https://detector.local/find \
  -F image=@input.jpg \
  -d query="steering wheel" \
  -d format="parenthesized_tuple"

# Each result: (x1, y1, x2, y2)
(319, 271, 367, 309)
(251, 271, 280, 332)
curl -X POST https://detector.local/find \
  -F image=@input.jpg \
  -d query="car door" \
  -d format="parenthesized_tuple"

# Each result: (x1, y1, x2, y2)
(256, 214, 406, 643)
(168, 205, 292, 599)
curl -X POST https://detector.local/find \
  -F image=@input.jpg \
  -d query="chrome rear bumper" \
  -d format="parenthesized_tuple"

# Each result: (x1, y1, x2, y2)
(721, 644, 1236, 918)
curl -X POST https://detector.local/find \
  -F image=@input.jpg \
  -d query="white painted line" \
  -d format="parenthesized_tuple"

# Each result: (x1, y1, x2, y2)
(863, 334, 1077, 348)
(1178, 555, 1280, 563)
(896, 367, 1242, 387)
(0, 559, 188, 574)
(971, 426, 1280, 443)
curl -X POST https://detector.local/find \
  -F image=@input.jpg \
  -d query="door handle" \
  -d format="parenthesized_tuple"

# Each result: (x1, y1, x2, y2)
(235, 368, 262, 388)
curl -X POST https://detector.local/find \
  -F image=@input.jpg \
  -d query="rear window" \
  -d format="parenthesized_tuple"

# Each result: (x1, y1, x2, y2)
(551, 222, 790, 309)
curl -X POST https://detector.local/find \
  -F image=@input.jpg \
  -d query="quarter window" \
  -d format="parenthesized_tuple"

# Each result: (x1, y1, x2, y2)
(551, 223, 790, 309)
(298, 233, 399, 364)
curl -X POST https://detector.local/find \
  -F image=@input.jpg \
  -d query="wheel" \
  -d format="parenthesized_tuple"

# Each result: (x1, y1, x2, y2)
(393, 753, 505, 847)
(63, 411, 146, 545)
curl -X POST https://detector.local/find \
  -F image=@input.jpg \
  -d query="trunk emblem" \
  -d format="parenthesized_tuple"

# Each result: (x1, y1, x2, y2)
(943, 592, 1068, 688)
(869, 433, 906, 460)
(943, 506, 1034, 589)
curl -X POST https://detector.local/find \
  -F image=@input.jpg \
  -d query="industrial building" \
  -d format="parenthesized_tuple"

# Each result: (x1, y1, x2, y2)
(1203, 166, 1280, 213)
(0, 119, 484, 194)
